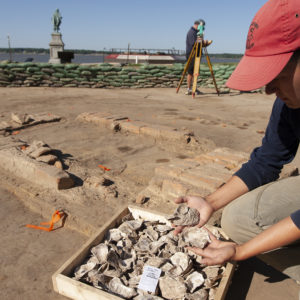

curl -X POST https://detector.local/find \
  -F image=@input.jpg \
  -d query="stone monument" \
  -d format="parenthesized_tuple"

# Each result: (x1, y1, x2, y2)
(49, 9, 64, 63)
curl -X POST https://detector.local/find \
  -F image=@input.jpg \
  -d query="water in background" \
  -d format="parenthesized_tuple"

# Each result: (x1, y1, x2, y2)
(0, 53, 240, 64)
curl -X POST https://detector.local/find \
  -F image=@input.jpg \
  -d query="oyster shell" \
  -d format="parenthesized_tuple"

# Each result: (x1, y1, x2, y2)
(169, 252, 191, 275)
(135, 236, 152, 252)
(145, 257, 168, 268)
(134, 295, 164, 300)
(128, 274, 141, 288)
(73, 256, 98, 280)
(181, 227, 211, 249)
(168, 204, 200, 226)
(144, 226, 159, 241)
(119, 220, 143, 236)
(186, 271, 205, 293)
(209, 288, 216, 300)
(107, 250, 121, 269)
(106, 228, 126, 242)
(87, 269, 111, 288)
(91, 243, 109, 264)
(204, 224, 221, 239)
(159, 276, 186, 300)
(119, 249, 136, 271)
(160, 262, 174, 274)
(154, 224, 172, 235)
(203, 266, 222, 288)
(117, 238, 133, 251)
(185, 289, 208, 300)
(108, 277, 137, 299)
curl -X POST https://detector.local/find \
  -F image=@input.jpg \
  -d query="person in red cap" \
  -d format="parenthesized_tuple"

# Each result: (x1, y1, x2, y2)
(174, 0, 300, 282)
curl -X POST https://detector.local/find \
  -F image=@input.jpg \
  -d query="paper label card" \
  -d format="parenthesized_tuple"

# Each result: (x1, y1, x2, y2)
(138, 265, 162, 293)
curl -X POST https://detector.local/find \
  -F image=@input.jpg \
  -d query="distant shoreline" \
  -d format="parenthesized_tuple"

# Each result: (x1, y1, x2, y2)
(0, 49, 242, 64)
(0, 48, 243, 59)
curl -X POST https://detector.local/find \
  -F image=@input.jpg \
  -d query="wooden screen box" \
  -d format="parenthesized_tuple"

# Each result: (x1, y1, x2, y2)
(52, 205, 235, 300)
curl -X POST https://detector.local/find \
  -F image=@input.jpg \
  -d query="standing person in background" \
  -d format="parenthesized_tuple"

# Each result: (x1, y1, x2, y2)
(185, 19, 205, 95)
(175, 0, 300, 284)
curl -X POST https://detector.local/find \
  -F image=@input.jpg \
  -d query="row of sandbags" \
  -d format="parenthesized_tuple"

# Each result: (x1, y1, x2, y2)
(0, 61, 237, 92)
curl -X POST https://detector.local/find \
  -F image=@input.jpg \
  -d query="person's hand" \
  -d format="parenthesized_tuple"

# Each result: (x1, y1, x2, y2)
(173, 196, 215, 235)
(188, 229, 237, 265)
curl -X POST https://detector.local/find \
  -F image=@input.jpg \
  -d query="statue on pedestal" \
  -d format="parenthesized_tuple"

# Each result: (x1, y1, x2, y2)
(49, 8, 73, 63)
(52, 9, 62, 33)
(49, 9, 64, 63)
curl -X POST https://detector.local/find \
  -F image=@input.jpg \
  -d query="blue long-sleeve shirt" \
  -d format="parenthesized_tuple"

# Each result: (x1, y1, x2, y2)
(235, 97, 300, 228)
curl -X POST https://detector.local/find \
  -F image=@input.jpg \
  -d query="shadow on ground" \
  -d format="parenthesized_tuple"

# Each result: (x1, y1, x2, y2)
(226, 257, 298, 300)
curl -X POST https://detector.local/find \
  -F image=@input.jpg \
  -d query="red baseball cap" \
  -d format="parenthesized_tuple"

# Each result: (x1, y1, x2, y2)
(226, 0, 300, 91)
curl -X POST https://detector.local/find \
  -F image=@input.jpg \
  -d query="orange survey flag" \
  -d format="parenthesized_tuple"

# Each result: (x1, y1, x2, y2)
(98, 164, 111, 171)
(26, 210, 65, 232)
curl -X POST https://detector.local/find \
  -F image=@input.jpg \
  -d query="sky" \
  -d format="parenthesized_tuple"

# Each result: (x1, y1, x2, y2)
(0, 0, 268, 54)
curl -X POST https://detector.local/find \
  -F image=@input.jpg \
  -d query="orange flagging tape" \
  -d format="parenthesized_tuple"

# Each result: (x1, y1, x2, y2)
(26, 210, 64, 232)
(98, 164, 111, 171)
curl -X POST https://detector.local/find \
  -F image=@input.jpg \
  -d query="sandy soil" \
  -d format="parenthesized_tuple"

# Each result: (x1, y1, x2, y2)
(0, 87, 298, 300)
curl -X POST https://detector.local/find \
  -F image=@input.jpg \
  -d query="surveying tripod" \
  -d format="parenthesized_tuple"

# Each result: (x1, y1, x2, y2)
(176, 37, 220, 97)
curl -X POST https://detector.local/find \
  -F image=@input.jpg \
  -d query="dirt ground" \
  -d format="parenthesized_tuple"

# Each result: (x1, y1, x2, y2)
(0, 87, 299, 300)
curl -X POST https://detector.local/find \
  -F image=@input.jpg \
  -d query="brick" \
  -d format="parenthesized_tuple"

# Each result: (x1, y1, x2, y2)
(195, 163, 233, 179)
(179, 170, 225, 192)
(213, 147, 249, 159)
(160, 128, 187, 142)
(200, 148, 249, 165)
(140, 126, 161, 139)
(76, 112, 112, 128)
(0, 148, 73, 190)
(161, 179, 188, 198)
(120, 121, 146, 134)
(188, 156, 214, 166)
(169, 160, 200, 170)
(154, 165, 183, 178)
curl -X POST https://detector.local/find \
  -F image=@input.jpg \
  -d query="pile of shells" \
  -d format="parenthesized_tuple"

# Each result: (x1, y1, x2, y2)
(73, 205, 225, 300)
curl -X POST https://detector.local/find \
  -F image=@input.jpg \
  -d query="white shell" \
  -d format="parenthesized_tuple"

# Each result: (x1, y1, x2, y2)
(135, 236, 151, 252)
(74, 256, 98, 280)
(204, 224, 221, 239)
(160, 262, 174, 274)
(117, 238, 133, 250)
(159, 276, 186, 300)
(87, 269, 111, 288)
(119, 220, 143, 236)
(186, 271, 205, 293)
(154, 224, 172, 234)
(144, 226, 159, 241)
(134, 295, 164, 300)
(108, 277, 137, 299)
(91, 243, 109, 264)
(203, 266, 222, 288)
(169, 252, 191, 275)
(107, 228, 126, 242)
(128, 274, 141, 288)
(145, 257, 167, 268)
(181, 227, 211, 249)
(185, 289, 208, 300)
